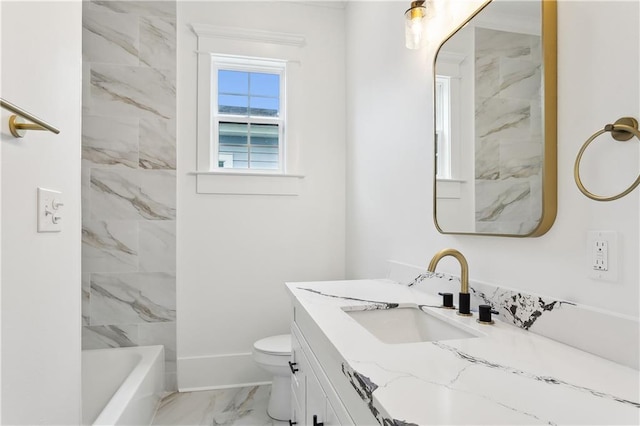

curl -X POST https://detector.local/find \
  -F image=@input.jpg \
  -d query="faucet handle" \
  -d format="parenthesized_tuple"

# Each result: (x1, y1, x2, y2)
(438, 292, 455, 309)
(477, 304, 496, 324)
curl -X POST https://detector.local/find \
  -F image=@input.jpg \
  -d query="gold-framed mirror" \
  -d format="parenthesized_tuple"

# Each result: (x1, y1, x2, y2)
(433, 0, 556, 237)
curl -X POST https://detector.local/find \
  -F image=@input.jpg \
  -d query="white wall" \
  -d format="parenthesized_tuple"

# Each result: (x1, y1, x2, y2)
(346, 1, 639, 318)
(1, 1, 82, 424)
(177, 1, 346, 389)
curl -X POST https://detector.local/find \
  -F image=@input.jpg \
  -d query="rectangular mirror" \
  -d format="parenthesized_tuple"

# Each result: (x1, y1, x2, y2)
(433, 0, 556, 237)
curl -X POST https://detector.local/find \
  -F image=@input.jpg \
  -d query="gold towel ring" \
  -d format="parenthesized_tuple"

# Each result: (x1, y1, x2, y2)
(574, 117, 640, 202)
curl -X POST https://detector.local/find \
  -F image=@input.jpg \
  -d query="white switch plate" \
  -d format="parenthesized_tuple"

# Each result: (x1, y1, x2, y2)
(37, 187, 62, 233)
(587, 231, 617, 282)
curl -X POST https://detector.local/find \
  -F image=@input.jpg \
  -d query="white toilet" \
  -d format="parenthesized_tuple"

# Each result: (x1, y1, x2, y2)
(252, 334, 292, 421)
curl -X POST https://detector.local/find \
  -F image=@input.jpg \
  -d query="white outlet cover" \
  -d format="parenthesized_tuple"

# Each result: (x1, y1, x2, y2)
(37, 187, 62, 233)
(587, 231, 618, 282)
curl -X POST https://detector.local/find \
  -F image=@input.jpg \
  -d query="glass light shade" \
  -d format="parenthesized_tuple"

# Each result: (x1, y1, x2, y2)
(405, 5, 427, 49)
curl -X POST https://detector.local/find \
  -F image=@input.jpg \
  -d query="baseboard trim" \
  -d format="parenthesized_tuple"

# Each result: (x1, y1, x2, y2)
(177, 352, 272, 391)
(180, 381, 272, 393)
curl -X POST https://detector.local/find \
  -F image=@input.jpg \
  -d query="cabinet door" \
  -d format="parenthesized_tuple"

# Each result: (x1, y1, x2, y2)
(306, 371, 326, 426)
(291, 331, 306, 422)
(291, 393, 304, 426)
(305, 369, 342, 426)
(323, 400, 342, 426)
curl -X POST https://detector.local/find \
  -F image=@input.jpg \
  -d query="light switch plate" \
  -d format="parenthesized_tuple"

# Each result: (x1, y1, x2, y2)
(37, 187, 62, 232)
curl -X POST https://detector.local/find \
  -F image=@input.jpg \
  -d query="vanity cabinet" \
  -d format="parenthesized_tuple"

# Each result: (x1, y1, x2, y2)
(291, 324, 344, 426)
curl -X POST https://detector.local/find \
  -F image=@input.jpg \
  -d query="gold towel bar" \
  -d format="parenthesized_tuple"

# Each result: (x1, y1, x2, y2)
(0, 97, 61, 138)
(574, 117, 640, 202)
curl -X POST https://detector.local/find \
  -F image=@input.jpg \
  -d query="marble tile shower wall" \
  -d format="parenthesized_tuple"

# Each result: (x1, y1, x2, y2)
(81, 1, 177, 390)
(474, 27, 542, 234)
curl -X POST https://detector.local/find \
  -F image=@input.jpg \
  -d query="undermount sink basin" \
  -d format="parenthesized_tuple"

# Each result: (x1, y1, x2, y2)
(344, 306, 479, 344)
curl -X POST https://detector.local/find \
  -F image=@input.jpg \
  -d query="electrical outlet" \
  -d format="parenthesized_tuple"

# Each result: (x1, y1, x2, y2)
(587, 231, 617, 282)
(592, 240, 608, 271)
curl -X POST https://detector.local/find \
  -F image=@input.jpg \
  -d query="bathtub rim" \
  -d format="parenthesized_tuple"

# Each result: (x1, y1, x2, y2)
(83, 345, 165, 425)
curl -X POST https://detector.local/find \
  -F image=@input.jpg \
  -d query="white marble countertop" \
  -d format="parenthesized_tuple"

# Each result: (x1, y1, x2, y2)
(286, 278, 640, 425)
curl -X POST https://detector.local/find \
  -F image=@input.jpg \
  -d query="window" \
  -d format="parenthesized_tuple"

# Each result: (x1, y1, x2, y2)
(193, 23, 305, 195)
(213, 57, 286, 172)
(435, 76, 451, 179)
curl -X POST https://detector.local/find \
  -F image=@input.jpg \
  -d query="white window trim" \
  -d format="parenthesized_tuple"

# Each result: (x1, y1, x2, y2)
(435, 76, 451, 180)
(192, 23, 305, 195)
(435, 51, 465, 183)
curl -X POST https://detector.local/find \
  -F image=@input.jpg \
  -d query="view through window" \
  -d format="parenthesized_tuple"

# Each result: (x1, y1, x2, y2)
(215, 64, 285, 171)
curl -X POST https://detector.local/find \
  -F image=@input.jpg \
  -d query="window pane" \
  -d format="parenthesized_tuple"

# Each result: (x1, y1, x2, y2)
(218, 94, 248, 115)
(218, 70, 248, 95)
(250, 124, 279, 146)
(252, 146, 279, 154)
(219, 122, 248, 145)
(218, 145, 248, 169)
(250, 160, 279, 170)
(250, 72, 279, 97)
(214, 65, 283, 171)
(250, 97, 279, 117)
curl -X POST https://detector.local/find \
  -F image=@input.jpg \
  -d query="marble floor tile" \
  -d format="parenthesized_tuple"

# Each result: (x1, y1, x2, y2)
(152, 385, 288, 426)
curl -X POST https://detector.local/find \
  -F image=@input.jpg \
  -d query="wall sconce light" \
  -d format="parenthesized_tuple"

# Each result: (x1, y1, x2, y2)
(405, 0, 428, 49)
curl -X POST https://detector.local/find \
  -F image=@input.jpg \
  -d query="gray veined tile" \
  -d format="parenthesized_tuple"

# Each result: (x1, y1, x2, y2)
(82, 115, 139, 169)
(476, 220, 538, 235)
(139, 117, 176, 169)
(499, 140, 542, 179)
(82, 7, 139, 65)
(475, 56, 500, 100)
(82, 165, 91, 219)
(90, 168, 175, 220)
(82, 324, 139, 350)
(139, 221, 176, 273)
(82, 220, 138, 273)
(475, 178, 532, 223)
(138, 321, 176, 372)
(90, 272, 176, 325)
(88, 64, 175, 120)
(475, 97, 530, 139)
(475, 136, 500, 180)
(83, 273, 92, 326)
(139, 16, 176, 71)
(530, 99, 543, 138)
(88, 1, 176, 20)
(529, 174, 543, 220)
(498, 57, 541, 101)
(475, 28, 532, 61)
(82, 62, 92, 117)
(140, 170, 176, 220)
(90, 168, 141, 220)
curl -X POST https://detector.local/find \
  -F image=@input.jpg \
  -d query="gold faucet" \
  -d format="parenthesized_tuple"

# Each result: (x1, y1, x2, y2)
(427, 248, 471, 316)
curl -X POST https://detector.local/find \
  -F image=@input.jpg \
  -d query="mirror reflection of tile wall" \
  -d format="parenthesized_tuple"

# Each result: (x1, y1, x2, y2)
(81, 0, 177, 390)
(474, 27, 542, 234)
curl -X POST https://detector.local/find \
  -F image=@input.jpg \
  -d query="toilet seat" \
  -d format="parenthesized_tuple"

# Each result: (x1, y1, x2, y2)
(253, 334, 291, 356)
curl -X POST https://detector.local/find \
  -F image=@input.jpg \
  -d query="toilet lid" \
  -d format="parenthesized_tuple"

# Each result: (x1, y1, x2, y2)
(253, 334, 291, 355)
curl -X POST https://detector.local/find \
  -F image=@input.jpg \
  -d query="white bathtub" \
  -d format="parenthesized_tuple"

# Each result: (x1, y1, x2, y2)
(82, 346, 165, 425)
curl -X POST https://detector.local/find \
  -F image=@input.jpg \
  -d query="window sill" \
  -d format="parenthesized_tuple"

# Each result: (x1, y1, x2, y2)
(436, 178, 466, 183)
(190, 171, 305, 195)
(436, 178, 465, 199)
